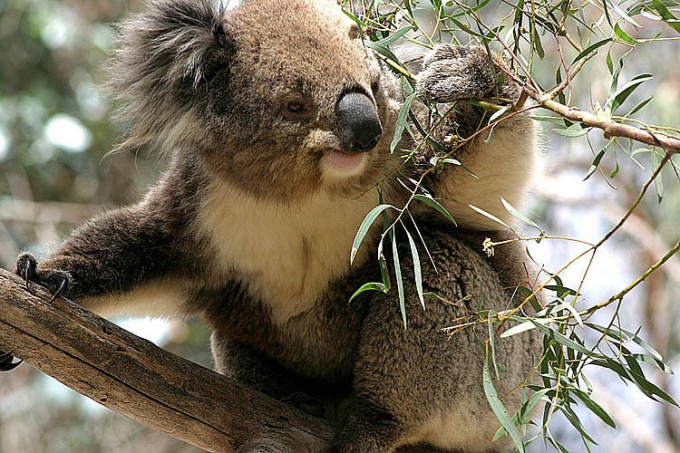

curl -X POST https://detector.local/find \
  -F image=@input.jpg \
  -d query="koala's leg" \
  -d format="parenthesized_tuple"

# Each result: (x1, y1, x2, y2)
(415, 45, 539, 231)
(14, 204, 194, 318)
(335, 231, 538, 453)
(211, 335, 345, 421)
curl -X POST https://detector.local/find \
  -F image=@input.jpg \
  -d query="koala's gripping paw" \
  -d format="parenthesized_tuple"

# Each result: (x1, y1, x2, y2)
(15, 252, 71, 302)
(416, 44, 517, 104)
(281, 392, 325, 418)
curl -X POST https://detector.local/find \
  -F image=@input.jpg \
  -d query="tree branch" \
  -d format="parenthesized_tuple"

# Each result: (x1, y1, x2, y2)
(0, 267, 333, 453)
(533, 95, 680, 154)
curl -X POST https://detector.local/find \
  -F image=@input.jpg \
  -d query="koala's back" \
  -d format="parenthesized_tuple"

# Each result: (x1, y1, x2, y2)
(353, 228, 540, 451)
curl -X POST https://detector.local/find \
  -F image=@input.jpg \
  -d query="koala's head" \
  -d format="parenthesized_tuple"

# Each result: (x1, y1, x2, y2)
(110, 0, 401, 202)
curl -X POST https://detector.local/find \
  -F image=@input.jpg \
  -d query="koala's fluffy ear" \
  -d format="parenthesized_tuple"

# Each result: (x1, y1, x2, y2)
(108, 0, 234, 151)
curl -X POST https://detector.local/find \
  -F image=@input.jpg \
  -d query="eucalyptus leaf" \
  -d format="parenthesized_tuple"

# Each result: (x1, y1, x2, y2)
(483, 352, 526, 452)
(349, 281, 388, 303)
(351, 204, 395, 264)
(403, 225, 425, 309)
(391, 229, 407, 329)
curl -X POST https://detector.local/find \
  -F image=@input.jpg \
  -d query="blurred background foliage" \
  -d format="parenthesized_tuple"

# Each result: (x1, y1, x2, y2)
(0, 0, 678, 452)
(0, 0, 205, 451)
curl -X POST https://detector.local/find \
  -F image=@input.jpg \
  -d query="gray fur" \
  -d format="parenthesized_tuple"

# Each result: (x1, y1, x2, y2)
(11, 0, 542, 451)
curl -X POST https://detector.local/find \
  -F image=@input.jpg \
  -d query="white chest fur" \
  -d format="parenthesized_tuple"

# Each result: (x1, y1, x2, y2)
(197, 181, 379, 324)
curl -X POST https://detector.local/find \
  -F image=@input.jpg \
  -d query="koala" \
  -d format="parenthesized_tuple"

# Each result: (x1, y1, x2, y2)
(5, 0, 542, 451)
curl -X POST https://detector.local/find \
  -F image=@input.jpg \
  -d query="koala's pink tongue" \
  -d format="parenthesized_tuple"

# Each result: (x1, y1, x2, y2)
(327, 150, 365, 172)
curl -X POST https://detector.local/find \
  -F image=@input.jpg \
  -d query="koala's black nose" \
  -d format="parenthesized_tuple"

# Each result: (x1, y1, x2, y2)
(336, 91, 383, 153)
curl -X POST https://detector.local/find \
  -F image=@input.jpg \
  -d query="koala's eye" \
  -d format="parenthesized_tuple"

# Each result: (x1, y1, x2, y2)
(287, 101, 305, 112)
(283, 98, 316, 118)
(371, 80, 380, 94)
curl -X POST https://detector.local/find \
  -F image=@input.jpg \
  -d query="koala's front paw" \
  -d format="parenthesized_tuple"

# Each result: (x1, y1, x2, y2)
(416, 45, 516, 104)
(15, 252, 71, 301)
(281, 392, 325, 418)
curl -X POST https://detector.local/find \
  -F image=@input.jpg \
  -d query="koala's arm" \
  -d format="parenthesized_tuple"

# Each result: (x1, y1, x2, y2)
(14, 196, 195, 317)
(414, 45, 540, 230)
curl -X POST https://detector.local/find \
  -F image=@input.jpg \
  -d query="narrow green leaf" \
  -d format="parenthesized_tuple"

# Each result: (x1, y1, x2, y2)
(571, 388, 616, 428)
(627, 0, 678, 17)
(552, 123, 589, 137)
(531, 321, 597, 357)
(586, 322, 665, 361)
(560, 403, 598, 445)
(488, 312, 499, 378)
(626, 95, 654, 117)
(601, 0, 613, 26)
(653, 0, 680, 34)
(483, 351, 526, 452)
(632, 353, 674, 374)
(413, 194, 457, 226)
(614, 23, 637, 43)
(501, 198, 544, 233)
(611, 2, 642, 27)
(403, 225, 425, 309)
(351, 204, 394, 264)
(378, 241, 391, 292)
(349, 281, 388, 303)
(651, 151, 664, 202)
(552, 300, 584, 328)
(583, 150, 606, 181)
(544, 284, 578, 298)
(488, 105, 510, 125)
(372, 26, 412, 47)
(391, 229, 407, 329)
(407, 211, 437, 273)
(591, 359, 678, 406)
(572, 38, 612, 64)
(607, 73, 653, 114)
(391, 92, 417, 153)
(610, 161, 620, 179)
(500, 318, 552, 339)
(469, 205, 512, 230)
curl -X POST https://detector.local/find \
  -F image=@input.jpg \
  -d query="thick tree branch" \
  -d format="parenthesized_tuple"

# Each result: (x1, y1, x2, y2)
(0, 267, 333, 453)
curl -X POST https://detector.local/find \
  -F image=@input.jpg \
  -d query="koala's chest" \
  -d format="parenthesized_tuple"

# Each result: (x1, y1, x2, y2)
(197, 182, 379, 324)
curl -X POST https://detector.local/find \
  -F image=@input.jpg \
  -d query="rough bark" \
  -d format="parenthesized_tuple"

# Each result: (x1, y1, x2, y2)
(0, 267, 333, 453)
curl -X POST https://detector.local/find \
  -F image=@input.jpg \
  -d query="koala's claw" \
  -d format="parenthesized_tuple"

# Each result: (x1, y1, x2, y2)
(15, 252, 70, 301)
(16, 252, 37, 287)
(0, 352, 22, 371)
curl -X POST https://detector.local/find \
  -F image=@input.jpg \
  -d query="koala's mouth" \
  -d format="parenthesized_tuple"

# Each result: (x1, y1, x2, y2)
(325, 149, 368, 175)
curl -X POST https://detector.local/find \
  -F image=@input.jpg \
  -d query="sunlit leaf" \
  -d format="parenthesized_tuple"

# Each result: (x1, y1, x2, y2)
(351, 204, 395, 264)
(391, 229, 407, 328)
(349, 281, 388, 302)
(531, 321, 596, 357)
(469, 205, 512, 230)
(501, 198, 544, 234)
(614, 23, 637, 43)
(403, 225, 425, 309)
(413, 194, 457, 225)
